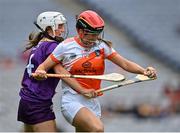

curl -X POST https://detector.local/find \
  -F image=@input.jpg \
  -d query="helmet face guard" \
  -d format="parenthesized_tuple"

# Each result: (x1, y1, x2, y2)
(35, 11, 68, 40)
(80, 30, 104, 48)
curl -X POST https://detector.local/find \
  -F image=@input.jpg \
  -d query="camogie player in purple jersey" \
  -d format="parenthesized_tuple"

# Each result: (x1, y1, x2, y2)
(17, 11, 68, 132)
(17, 11, 95, 132)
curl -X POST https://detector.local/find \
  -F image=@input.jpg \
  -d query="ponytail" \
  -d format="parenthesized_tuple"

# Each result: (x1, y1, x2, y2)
(24, 32, 44, 52)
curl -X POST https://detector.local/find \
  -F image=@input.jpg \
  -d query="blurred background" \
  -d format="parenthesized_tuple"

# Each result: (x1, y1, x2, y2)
(0, 0, 180, 132)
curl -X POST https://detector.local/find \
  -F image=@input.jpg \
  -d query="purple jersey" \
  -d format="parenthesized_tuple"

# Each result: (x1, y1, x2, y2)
(20, 41, 60, 102)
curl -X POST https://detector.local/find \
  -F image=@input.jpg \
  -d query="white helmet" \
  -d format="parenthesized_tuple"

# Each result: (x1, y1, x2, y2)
(36, 11, 67, 36)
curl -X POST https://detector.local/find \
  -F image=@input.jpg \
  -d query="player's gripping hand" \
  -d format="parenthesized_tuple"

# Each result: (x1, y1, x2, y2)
(143, 67, 157, 79)
(80, 88, 99, 99)
(32, 70, 47, 80)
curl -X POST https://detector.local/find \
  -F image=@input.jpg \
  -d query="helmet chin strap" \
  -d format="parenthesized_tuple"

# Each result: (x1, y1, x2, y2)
(80, 37, 97, 49)
(78, 32, 88, 47)
(34, 21, 64, 43)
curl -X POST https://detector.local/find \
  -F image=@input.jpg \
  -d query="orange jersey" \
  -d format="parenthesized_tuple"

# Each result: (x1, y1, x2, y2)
(51, 36, 117, 91)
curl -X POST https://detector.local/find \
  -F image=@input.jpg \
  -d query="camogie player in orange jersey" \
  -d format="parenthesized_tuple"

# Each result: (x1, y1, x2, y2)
(33, 10, 157, 132)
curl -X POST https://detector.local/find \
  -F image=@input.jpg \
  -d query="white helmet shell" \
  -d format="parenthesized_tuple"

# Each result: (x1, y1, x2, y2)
(36, 11, 67, 33)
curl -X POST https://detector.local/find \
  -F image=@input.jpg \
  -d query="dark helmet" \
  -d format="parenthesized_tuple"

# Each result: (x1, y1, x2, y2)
(76, 10, 104, 34)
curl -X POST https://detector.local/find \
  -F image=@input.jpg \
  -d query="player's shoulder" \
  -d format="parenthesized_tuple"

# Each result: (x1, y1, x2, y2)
(39, 40, 58, 48)
(98, 41, 109, 49)
(57, 37, 77, 50)
(62, 37, 75, 44)
(41, 41, 59, 52)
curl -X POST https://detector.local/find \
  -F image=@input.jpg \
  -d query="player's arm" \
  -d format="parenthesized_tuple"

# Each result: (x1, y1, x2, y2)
(34, 42, 64, 80)
(33, 55, 97, 98)
(33, 56, 57, 80)
(53, 64, 97, 97)
(108, 53, 157, 78)
(109, 54, 145, 73)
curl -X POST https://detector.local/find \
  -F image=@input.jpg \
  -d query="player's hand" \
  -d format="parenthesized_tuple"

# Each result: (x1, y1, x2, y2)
(32, 70, 47, 80)
(143, 67, 157, 79)
(80, 88, 98, 98)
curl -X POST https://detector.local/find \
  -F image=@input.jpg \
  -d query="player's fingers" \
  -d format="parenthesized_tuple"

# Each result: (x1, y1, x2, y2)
(33, 70, 47, 80)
